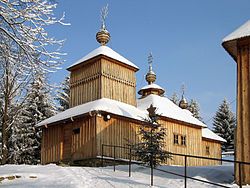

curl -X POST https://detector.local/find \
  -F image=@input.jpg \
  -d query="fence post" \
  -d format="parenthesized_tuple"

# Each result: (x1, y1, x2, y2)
(113, 146, 116, 172)
(101, 144, 104, 167)
(129, 147, 132, 177)
(239, 162, 242, 188)
(150, 152, 153, 186)
(184, 155, 187, 188)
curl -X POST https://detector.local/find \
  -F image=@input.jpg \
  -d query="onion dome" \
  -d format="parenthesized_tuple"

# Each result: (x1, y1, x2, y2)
(138, 53, 165, 98)
(145, 53, 156, 84)
(96, 28, 110, 46)
(179, 95, 188, 109)
(179, 85, 188, 109)
(96, 4, 110, 46)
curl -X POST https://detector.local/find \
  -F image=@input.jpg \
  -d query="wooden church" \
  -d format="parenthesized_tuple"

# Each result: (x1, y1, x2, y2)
(37, 14, 225, 166)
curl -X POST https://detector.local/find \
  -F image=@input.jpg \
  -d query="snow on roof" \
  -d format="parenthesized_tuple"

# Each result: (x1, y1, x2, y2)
(37, 94, 225, 143)
(202, 128, 226, 143)
(222, 20, 250, 60)
(36, 98, 147, 127)
(223, 20, 250, 42)
(137, 94, 207, 127)
(139, 83, 165, 91)
(67, 45, 139, 70)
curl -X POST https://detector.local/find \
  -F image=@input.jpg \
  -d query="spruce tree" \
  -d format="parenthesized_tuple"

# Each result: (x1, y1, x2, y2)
(213, 99, 236, 151)
(132, 104, 171, 167)
(170, 92, 179, 105)
(188, 99, 202, 121)
(56, 76, 70, 111)
(11, 73, 57, 164)
(8, 103, 26, 164)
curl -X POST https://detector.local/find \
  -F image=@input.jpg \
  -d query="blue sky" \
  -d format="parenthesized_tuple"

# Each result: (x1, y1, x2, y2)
(49, 1, 250, 127)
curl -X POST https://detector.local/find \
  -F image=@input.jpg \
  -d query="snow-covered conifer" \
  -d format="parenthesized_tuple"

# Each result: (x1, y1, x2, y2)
(213, 99, 236, 151)
(188, 99, 202, 121)
(170, 92, 179, 105)
(132, 105, 171, 167)
(10, 73, 57, 164)
(56, 76, 70, 111)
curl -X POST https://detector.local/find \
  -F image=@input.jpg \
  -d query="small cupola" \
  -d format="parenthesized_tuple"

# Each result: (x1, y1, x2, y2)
(138, 53, 165, 98)
(96, 5, 110, 46)
(179, 85, 188, 109)
(146, 53, 156, 84)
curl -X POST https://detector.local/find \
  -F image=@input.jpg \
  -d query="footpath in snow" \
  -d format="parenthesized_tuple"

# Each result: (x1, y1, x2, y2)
(0, 163, 249, 188)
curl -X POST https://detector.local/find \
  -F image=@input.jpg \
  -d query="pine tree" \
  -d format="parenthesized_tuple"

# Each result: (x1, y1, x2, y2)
(10, 73, 57, 164)
(188, 99, 202, 121)
(170, 92, 179, 105)
(132, 104, 171, 167)
(8, 103, 26, 164)
(56, 76, 70, 111)
(213, 99, 236, 151)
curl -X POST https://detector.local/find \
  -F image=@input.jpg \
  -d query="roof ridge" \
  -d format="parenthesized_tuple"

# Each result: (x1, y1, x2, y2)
(67, 45, 138, 70)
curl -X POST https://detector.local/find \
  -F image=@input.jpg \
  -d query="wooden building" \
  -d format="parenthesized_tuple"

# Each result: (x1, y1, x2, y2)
(222, 20, 250, 185)
(37, 20, 225, 166)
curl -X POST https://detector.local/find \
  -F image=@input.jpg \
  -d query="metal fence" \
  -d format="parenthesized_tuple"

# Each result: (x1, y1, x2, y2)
(101, 144, 250, 188)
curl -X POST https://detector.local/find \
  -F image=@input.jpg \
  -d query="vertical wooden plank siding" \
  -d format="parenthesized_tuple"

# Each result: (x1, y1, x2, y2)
(71, 117, 97, 161)
(159, 119, 203, 166)
(96, 116, 221, 166)
(70, 60, 102, 107)
(100, 58, 136, 106)
(235, 41, 250, 184)
(41, 115, 222, 166)
(96, 116, 139, 159)
(69, 57, 137, 108)
(41, 125, 62, 164)
(201, 139, 221, 166)
(62, 124, 72, 160)
(41, 116, 97, 164)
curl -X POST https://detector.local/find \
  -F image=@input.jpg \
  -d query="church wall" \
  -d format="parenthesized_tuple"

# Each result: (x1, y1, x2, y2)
(41, 115, 222, 166)
(71, 116, 97, 161)
(100, 58, 137, 106)
(70, 59, 102, 107)
(41, 116, 97, 164)
(96, 115, 140, 160)
(159, 119, 203, 166)
(69, 56, 137, 108)
(160, 119, 222, 166)
(95, 115, 222, 166)
(201, 139, 222, 166)
(41, 124, 63, 164)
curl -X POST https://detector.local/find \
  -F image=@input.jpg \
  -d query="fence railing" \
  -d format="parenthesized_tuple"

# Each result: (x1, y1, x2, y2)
(101, 144, 250, 188)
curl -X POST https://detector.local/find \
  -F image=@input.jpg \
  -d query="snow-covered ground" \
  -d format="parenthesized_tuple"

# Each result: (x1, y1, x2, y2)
(0, 163, 249, 188)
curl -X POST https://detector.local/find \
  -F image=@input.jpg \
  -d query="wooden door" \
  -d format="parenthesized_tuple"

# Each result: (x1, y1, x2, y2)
(63, 124, 72, 160)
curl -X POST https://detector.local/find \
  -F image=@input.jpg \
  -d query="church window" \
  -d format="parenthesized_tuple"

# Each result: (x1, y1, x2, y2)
(73, 127, 80, 134)
(174, 134, 179, 145)
(206, 146, 210, 155)
(174, 134, 187, 146)
(181, 135, 186, 146)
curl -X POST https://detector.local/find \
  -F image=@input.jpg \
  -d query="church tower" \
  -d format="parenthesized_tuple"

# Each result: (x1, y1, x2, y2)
(67, 6, 138, 107)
